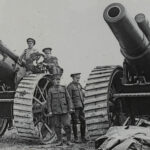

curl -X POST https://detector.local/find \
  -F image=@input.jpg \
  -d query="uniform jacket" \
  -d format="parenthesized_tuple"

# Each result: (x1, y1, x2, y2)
(43, 56, 63, 75)
(20, 48, 42, 72)
(47, 85, 73, 114)
(20, 48, 38, 63)
(67, 82, 84, 109)
(43, 56, 58, 66)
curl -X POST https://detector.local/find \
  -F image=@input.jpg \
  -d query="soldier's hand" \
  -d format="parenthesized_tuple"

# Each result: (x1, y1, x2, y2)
(46, 112, 53, 117)
(69, 109, 74, 113)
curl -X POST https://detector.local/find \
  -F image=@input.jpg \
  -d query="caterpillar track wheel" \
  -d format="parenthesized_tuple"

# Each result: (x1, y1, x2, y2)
(0, 84, 11, 137)
(14, 73, 56, 144)
(0, 119, 8, 136)
(84, 66, 123, 140)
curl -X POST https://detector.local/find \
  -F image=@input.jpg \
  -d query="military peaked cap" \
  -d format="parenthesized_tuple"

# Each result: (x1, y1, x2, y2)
(26, 38, 36, 45)
(70, 73, 81, 78)
(42, 47, 52, 53)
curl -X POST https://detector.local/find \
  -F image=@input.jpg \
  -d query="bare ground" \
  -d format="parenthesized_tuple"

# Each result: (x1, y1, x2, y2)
(0, 129, 95, 150)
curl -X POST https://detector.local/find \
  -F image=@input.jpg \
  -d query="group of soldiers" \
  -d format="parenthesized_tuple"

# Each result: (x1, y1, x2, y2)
(21, 38, 88, 146)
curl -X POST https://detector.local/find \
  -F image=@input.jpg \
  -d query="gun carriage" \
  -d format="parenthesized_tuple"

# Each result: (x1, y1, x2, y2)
(84, 3, 150, 140)
(0, 41, 55, 144)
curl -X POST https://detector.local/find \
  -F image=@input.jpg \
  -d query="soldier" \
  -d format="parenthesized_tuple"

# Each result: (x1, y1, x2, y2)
(42, 48, 63, 76)
(67, 73, 88, 143)
(47, 74, 73, 146)
(20, 38, 42, 73)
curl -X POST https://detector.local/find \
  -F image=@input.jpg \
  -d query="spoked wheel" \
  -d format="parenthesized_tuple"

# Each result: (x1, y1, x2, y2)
(84, 66, 123, 140)
(0, 83, 9, 137)
(14, 74, 56, 144)
(0, 119, 8, 136)
(107, 66, 125, 126)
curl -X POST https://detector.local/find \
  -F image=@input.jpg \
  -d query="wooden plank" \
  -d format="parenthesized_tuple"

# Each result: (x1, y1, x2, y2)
(15, 92, 34, 99)
(15, 121, 34, 129)
(85, 87, 108, 97)
(90, 70, 113, 75)
(14, 109, 32, 115)
(16, 88, 35, 94)
(87, 123, 109, 131)
(20, 135, 39, 140)
(88, 73, 112, 80)
(18, 132, 39, 138)
(18, 84, 35, 89)
(85, 94, 107, 104)
(92, 67, 115, 72)
(85, 108, 108, 118)
(14, 116, 33, 123)
(20, 80, 36, 85)
(86, 81, 109, 90)
(88, 129, 107, 138)
(17, 127, 37, 135)
(84, 101, 107, 111)
(14, 112, 32, 118)
(14, 99, 32, 106)
(14, 104, 32, 112)
(86, 116, 109, 125)
(86, 76, 110, 85)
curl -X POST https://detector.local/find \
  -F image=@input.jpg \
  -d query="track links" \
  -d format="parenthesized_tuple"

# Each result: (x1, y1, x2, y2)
(14, 74, 47, 141)
(84, 66, 116, 140)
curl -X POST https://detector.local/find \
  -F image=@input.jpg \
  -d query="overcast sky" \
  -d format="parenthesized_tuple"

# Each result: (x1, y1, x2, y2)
(0, 0, 149, 85)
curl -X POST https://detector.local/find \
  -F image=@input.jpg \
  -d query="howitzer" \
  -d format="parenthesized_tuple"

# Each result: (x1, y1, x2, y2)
(103, 3, 150, 82)
(0, 41, 25, 87)
(84, 3, 150, 142)
(0, 41, 56, 144)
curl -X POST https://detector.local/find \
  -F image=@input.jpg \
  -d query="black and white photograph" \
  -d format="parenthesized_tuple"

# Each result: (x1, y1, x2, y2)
(0, 0, 150, 149)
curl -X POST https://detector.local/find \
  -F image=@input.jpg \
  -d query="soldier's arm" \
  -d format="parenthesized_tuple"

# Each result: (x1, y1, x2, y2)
(65, 87, 74, 111)
(19, 50, 26, 61)
(67, 84, 73, 99)
(80, 84, 85, 102)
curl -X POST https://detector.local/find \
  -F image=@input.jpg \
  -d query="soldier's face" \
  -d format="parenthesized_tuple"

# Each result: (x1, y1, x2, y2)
(27, 41, 34, 49)
(73, 75, 80, 83)
(54, 78, 60, 86)
(45, 52, 51, 57)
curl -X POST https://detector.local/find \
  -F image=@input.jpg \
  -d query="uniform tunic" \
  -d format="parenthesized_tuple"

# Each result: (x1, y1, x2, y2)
(47, 85, 73, 141)
(20, 48, 41, 73)
(67, 82, 84, 108)
(47, 85, 73, 114)
(67, 81, 86, 139)
(43, 56, 63, 75)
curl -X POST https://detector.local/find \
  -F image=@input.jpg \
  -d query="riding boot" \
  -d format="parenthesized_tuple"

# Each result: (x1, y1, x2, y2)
(72, 124, 78, 142)
(80, 122, 88, 143)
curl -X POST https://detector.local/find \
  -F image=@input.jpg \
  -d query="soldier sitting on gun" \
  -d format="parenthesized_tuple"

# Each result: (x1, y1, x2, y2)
(67, 73, 88, 143)
(47, 74, 74, 146)
(42, 48, 63, 76)
(19, 38, 43, 73)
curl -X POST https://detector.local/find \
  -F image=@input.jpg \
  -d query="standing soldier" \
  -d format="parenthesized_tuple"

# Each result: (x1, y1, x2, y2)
(67, 73, 87, 143)
(42, 47, 63, 76)
(19, 38, 42, 73)
(47, 74, 73, 146)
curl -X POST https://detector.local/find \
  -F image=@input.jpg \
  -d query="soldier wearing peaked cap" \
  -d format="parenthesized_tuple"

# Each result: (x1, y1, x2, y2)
(42, 47, 63, 76)
(67, 73, 88, 143)
(47, 74, 74, 146)
(26, 38, 36, 45)
(19, 38, 43, 73)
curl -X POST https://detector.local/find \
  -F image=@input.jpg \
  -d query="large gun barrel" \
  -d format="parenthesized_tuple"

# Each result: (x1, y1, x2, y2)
(135, 13, 150, 41)
(0, 41, 19, 63)
(103, 3, 150, 78)
(103, 3, 149, 58)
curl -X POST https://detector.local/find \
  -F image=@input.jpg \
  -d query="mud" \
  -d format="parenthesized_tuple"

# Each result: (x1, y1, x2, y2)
(0, 129, 95, 150)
